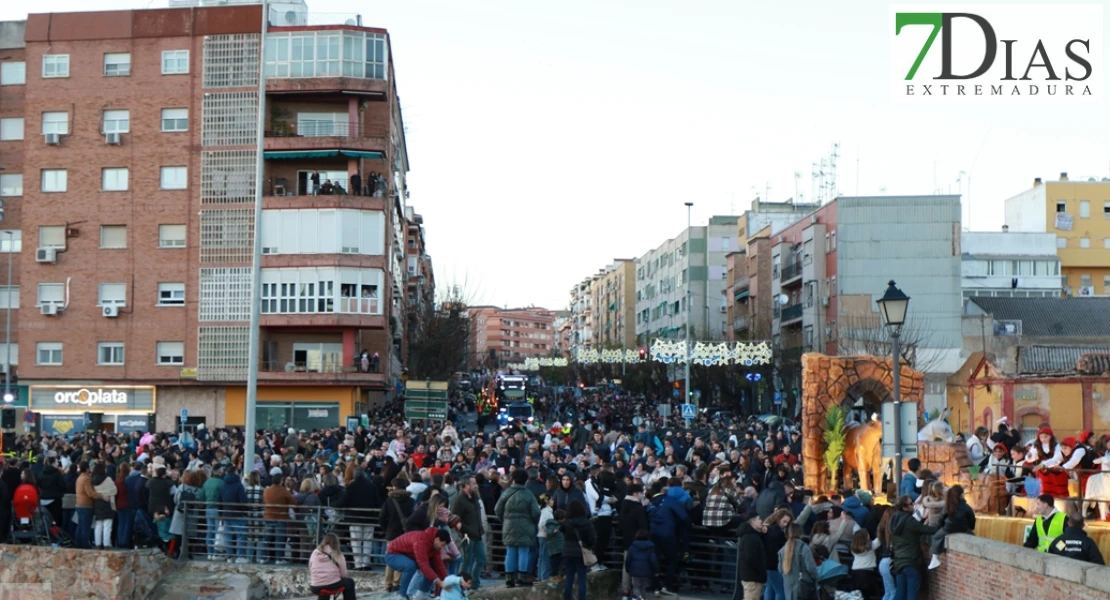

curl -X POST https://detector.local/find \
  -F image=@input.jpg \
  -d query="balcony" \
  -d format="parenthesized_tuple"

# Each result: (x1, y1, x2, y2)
(264, 29, 389, 97)
(781, 260, 803, 285)
(258, 360, 387, 385)
(780, 303, 803, 324)
(733, 314, 749, 331)
(733, 274, 750, 298)
(264, 122, 388, 157)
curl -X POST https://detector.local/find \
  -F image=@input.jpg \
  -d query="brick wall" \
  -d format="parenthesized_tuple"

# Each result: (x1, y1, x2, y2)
(927, 534, 1110, 600)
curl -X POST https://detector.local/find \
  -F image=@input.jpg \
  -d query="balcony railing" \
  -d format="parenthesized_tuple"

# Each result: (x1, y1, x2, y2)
(734, 274, 750, 292)
(733, 314, 749, 331)
(781, 303, 803, 323)
(781, 260, 803, 283)
(266, 176, 389, 198)
(267, 121, 360, 138)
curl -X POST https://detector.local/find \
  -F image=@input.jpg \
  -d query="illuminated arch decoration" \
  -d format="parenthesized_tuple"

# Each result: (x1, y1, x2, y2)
(649, 339, 772, 366)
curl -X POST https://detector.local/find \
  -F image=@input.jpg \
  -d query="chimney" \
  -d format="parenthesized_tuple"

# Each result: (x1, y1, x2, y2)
(1002, 225, 1009, 232)
(1033, 177, 1042, 187)
(1060, 172, 1068, 181)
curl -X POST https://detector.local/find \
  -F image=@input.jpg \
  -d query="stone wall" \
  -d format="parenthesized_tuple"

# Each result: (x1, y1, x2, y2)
(928, 534, 1110, 600)
(471, 570, 620, 600)
(177, 561, 382, 599)
(0, 545, 172, 600)
(800, 353, 925, 491)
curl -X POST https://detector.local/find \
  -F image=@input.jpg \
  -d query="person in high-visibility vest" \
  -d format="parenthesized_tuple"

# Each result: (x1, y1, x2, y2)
(1023, 493, 1066, 553)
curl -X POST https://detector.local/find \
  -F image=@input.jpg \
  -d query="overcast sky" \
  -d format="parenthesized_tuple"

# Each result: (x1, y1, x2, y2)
(2, 0, 1108, 310)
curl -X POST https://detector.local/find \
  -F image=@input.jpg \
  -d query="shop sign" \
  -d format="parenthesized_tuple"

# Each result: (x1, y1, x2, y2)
(42, 414, 86, 437)
(307, 409, 329, 418)
(117, 417, 151, 434)
(30, 386, 156, 412)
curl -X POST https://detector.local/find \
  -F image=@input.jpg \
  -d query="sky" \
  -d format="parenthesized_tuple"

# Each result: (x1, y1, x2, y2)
(2, 0, 1108, 310)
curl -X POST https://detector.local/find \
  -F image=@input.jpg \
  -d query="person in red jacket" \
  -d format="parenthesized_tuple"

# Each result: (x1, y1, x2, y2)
(385, 527, 450, 599)
(13, 469, 39, 522)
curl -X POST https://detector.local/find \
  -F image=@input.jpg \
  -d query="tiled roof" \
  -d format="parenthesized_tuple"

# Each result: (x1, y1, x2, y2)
(969, 297, 1110, 339)
(1076, 353, 1110, 376)
(1017, 345, 1110, 375)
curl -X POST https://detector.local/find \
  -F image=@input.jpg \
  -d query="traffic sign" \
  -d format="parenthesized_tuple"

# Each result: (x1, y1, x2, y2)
(180, 408, 188, 420)
(405, 381, 449, 421)
(774, 391, 783, 405)
(681, 404, 696, 420)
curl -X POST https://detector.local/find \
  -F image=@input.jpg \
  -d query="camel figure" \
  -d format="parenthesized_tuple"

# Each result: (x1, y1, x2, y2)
(843, 418, 884, 493)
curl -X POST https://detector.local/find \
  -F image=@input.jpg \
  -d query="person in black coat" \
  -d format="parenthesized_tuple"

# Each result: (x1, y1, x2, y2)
(1, 459, 20, 503)
(378, 478, 415, 541)
(1048, 515, 1105, 565)
(736, 514, 768, 594)
(37, 457, 66, 525)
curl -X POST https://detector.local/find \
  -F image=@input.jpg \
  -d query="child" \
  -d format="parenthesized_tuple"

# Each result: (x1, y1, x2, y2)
(153, 507, 174, 554)
(537, 494, 556, 580)
(624, 530, 658, 600)
(544, 509, 566, 578)
(440, 572, 472, 600)
(849, 529, 881, 596)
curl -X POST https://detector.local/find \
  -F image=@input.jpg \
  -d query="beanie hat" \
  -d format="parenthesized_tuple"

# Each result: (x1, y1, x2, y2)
(1079, 431, 1095, 445)
(1061, 437, 1077, 448)
(993, 442, 1008, 454)
(856, 490, 873, 505)
(1038, 426, 1054, 437)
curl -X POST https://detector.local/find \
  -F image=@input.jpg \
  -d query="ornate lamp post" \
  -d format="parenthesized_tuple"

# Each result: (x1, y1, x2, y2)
(876, 280, 910, 485)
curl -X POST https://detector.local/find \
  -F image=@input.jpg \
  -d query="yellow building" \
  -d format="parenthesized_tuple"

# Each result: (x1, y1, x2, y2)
(1005, 173, 1110, 294)
(590, 260, 638, 350)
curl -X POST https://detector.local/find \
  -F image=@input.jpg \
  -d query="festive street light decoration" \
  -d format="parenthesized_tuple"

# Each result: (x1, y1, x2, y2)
(650, 339, 772, 366)
(508, 356, 572, 371)
(600, 349, 624, 363)
(576, 348, 600, 364)
(730, 341, 774, 366)
(650, 339, 688, 364)
(623, 348, 642, 364)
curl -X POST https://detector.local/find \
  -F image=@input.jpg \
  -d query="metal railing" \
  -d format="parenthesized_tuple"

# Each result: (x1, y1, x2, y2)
(781, 303, 803, 322)
(267, 177, 389, 198)
(266, 121, 360, 139)
(176, 501, 738, 592)
(781, 260, 803, 282)
(733, 315, 749, 331)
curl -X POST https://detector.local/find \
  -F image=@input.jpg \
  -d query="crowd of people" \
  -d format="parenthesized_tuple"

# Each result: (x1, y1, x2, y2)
(0, 388, 1107, 600)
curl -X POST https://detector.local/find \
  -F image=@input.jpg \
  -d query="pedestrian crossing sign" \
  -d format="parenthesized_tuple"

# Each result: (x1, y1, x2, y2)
(681, 404, 696, 419)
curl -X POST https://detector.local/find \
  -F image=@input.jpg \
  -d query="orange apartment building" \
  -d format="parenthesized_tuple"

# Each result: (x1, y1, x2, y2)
(469, 306, 556, 369)
(0, 1, 428, 433)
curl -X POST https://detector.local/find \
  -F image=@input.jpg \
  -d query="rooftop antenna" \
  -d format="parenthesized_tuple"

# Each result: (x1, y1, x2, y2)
(794, 172, 801, 204)
(828, 142, 840, 199)
(765, 182, 771, 204)
(811, 163, 819, 205)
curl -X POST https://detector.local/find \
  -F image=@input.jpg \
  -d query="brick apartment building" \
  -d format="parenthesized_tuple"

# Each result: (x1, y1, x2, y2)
(0, 0, 430, 433)
(469, 306, 556, 369)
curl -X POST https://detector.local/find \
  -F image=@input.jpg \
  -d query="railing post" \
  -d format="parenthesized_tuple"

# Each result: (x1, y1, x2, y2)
(179, 501, 190, 562)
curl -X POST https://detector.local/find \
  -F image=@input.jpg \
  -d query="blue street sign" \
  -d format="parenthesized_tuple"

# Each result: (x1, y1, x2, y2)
(681, 404, 696, 420)
(180, 408, 188, 420)
(774, 391, 783, 405)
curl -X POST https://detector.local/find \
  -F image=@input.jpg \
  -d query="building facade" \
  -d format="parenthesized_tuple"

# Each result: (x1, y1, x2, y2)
(1, 1, 424, 433)
(0, 22, 26, 406)
(961, 230, 1061, 299)
(569, 276, 595, 350)
(469, 306, 555, 368)
(589, 260, 636, 350)
(768, 195, 963, 415)
(405, 207, 434, 365)
(1004, 173, 1110, 296)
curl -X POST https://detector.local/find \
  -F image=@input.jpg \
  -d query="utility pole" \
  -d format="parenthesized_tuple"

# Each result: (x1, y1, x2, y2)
(684, 202, 693, 428)
(243, 0, 269, 476)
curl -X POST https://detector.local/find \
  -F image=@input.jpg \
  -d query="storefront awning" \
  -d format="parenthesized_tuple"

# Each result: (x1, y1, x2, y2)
(263, 150, 386, 160)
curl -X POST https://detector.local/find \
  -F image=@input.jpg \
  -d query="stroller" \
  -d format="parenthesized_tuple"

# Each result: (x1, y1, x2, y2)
(814, 560, 852, 600)
(30, 508, 73, 547)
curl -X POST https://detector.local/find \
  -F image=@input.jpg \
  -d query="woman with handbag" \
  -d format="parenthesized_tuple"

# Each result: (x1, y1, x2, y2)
(560, 499, 597, 600)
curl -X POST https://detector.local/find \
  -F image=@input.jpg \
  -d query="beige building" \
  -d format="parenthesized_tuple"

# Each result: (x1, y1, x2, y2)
(590, 260, 637, 350)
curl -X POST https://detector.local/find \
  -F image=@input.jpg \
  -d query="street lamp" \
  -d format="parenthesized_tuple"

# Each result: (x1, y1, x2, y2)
(684, 201, 693, 428)
(876, 280, 910, 486)
(1, 230, 11, 405)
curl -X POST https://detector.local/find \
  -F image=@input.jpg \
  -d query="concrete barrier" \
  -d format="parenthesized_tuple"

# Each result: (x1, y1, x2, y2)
(0, 545, 172, 600)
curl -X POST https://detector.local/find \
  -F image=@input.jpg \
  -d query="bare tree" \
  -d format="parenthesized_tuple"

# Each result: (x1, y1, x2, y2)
(833, 312, 947, 373)
(406, 279, 479, 380)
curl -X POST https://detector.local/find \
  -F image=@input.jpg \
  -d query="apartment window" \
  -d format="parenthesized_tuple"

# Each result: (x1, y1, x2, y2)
(104, 53, 131, 77)
(161, 50, 189, 75)
(102, 168, 129, 191)
(0, 62, 25, 85)
(97, 342, 125, 365)
(98, 283, 127, 307)
(100, 225, 127, 249)
(159, 224, 186, 248)
(157, 341, 185, 365)
(1057, 236, 1067, 249)
(42, 55, 69, 78)
(0, 174, 21, 197)
(1080, 237, 1091, 249)
(102, 110, 130, 134)
(41, 112, 69, 135)
(41, 170, 67, 193)
(1080, 200, 1090, 218)
(1056, 201, 1067, 213)
(161, 108, 188, 132)
(1104, 238, 1110, 250)
(36, 342, 62, 366)
(160, 166, 187, 190)
(157, 283, 185, 306)
(0, 231, 21, 253)
(830, 231, 837, 250)
(1081, 274, 1092, 288)
(37, 283, 63, 306)
(0, 286, 19, 310)
(0, 118, 23, 140)
(39, 226, 65, 248)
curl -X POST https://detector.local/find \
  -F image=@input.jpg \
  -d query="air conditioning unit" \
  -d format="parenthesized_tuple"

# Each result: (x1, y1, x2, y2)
(44, 133, 61, 145)
(719, 306, 727, 313)
(810, 215, 818, 224)
(35, 247, 57, 264)
(105, 132, 121, 145)
(821, 296, 830, 307)
(39, 304, 58, 316)
(102, 305, 120, 318)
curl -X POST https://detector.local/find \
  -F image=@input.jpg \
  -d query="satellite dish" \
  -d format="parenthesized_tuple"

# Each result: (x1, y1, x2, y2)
(345, 19, 358, 25)
(778, 294, 789, 305)
(284, 11, 298, 25)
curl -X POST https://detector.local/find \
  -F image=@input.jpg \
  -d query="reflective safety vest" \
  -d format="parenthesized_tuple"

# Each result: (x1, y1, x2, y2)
(1035, 510, 1066, 552)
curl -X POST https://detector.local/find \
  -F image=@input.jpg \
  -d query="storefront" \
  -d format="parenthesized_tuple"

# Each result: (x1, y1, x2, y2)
(223, 386, 364, 430)
(29, 385, 156, 436)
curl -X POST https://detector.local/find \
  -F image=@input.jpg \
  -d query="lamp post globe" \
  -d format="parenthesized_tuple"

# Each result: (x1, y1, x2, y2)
(877, 280, 910, 329)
